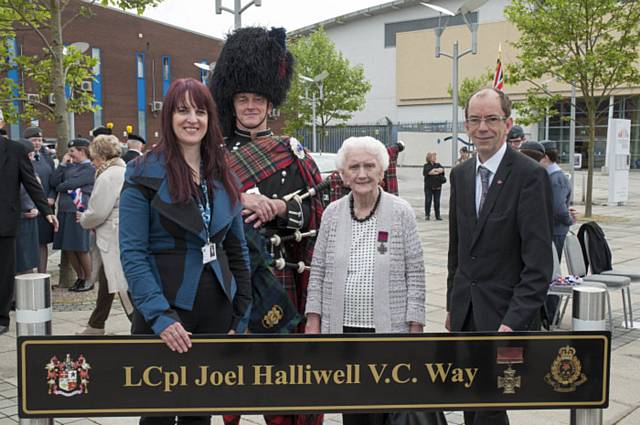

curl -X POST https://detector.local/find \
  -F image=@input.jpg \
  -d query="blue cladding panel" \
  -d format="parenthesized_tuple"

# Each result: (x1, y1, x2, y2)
(136, 52, 146, 139)
(92, 48, 103, 127)
(162, 56, 171, 97)
(7, 38, 20, 137)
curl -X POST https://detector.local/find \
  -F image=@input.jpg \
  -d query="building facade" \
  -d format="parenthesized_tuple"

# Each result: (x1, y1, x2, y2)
(8, 0, 223, 144)
(292, 0, 640, 167)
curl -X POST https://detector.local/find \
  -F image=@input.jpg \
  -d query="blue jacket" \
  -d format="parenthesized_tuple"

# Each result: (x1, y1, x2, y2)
(547, 164, 573, 236)
(119, 152, 252, 335)
(51, 161, 95, 212)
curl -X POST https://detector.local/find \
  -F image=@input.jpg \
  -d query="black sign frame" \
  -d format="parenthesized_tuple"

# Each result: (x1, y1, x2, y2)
(19, 331, 610, 418)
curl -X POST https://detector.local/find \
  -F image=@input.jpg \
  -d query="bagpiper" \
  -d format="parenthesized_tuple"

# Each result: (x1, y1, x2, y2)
(209, 26, 324, 425)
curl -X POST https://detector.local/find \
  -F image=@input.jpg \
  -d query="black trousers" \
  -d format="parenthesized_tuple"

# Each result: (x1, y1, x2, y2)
(132, 267, 232, 425)
(461, 307, 509, 425)
(341, 326, 388, 425)
(424, 187, 441, 218)
(0, 237, 16, 327)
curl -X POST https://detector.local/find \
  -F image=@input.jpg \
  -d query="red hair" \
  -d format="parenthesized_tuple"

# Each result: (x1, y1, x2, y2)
(155, 78, 238, 205)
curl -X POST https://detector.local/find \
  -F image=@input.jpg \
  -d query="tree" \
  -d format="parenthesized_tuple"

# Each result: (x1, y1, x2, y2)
(0, 0, 160, 157)
(281, 27, 371, 149)
(0, 0, 160, 288)
(504, 0, 640, 217)
(448, 68, 494, 111)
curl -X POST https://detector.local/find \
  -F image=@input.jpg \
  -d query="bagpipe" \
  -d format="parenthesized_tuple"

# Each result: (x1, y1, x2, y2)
(245, 177, 332, 334)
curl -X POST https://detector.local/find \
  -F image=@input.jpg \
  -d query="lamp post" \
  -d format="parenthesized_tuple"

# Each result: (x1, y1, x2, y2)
(569, 83, 576, 203)
(299, 71, 329, 152)
(422, 0, 488, 166)
(63, 42, 90, 140)
(215, 0, 262, 29)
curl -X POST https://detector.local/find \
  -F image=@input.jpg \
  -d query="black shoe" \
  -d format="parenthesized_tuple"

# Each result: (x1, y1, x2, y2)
(69, 279, 83, 292)
(0, 325, 8, 335)
(74, 281, 95, 292)
(436, 217, 443, 221)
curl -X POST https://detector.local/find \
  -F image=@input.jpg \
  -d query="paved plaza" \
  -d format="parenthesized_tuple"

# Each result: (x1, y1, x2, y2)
(0, 166, 638, 424)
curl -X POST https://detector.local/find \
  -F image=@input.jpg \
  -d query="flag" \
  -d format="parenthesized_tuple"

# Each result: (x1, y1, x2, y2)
(493, 58, 504, 91)
(69, 188, 85, 212)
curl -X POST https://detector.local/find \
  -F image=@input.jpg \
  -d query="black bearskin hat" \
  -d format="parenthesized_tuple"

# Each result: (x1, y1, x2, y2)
(209, 26, 294, 136)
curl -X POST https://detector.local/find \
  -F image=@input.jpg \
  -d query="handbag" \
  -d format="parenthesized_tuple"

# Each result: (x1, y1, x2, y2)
(437, 173, 447, 185)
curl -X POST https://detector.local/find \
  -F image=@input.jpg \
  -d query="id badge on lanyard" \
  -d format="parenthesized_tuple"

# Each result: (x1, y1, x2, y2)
(202, 242, 216, 264)
(199, 178, 216, 264)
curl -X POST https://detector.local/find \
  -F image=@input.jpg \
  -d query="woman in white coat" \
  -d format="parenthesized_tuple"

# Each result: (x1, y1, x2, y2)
(76, 135, 133, 334)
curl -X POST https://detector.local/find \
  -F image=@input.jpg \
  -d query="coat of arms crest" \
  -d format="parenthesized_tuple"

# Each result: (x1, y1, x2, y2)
(46, 354, 91, 396)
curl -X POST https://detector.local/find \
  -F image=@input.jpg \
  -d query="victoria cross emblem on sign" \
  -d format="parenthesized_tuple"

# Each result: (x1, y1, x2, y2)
(496, 346, 524, 394)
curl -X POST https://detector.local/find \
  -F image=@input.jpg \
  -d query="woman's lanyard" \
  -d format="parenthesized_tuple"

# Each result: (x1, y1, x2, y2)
(197, 175, 216, 264)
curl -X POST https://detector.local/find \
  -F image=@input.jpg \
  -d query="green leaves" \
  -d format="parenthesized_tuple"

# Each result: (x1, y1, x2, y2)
(281, 27, 372, 139)
(0, 0, 159, 125)
(505, 0, 640, 101)
(504, 0, 640, 216)
(100, 0, 162, 15)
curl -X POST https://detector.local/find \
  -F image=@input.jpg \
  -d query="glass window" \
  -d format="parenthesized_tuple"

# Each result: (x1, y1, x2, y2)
(137, 54, 144, 78)
(162, 57, 170, 80)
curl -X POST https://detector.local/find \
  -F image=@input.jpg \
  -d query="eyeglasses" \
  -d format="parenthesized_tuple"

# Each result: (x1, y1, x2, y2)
(466, 116, 507, 128)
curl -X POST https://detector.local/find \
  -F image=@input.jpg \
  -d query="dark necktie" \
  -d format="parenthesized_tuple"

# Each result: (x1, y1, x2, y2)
(34, 153, 40, 161)
(478, 165, 491, 215)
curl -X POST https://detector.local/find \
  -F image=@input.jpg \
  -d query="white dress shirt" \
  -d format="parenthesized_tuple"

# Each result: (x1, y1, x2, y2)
(475, 142, 507, 215)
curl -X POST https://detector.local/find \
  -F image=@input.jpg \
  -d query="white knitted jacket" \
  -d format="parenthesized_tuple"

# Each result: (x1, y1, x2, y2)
(305, 191, 426, 333)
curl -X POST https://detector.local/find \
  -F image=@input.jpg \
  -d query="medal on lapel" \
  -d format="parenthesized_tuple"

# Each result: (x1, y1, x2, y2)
(377, 231, 388, 254)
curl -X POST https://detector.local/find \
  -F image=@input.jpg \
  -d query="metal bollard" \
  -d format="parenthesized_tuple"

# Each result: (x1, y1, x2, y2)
(571, 285, 606, 425)
(15, 273, 53, 425)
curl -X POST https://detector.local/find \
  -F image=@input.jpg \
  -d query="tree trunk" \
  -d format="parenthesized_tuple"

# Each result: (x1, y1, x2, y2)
(584, 107, 596, 218)
(50, 0, 74, 287)
(50, 0, 69, 159)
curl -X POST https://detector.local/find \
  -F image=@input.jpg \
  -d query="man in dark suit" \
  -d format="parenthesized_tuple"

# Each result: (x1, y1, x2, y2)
(0, 121, 59, 335)
(121, 133, 145, 163)
(446, 88, 553, 425)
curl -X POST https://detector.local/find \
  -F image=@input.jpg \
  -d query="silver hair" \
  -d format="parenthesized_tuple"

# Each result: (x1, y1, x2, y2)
(335, 136, 390, 172)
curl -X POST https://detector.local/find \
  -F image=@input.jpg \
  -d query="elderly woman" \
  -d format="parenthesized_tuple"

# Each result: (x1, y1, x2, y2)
(305, 136, 426, 425)
(76, 135, 132, 335)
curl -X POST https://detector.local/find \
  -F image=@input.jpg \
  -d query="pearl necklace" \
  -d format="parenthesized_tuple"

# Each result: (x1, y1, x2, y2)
(350, 190, 381, 222)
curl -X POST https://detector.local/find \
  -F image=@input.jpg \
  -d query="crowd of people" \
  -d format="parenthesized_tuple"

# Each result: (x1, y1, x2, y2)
(0, 114, 146, 336)
(0, 26, 580, 425)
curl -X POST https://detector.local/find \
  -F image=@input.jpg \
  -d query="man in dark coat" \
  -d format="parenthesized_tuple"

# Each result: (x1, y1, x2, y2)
(446, 88, 553, 425)
(121, 133, 145, 163)
(0, 119, 59, 335)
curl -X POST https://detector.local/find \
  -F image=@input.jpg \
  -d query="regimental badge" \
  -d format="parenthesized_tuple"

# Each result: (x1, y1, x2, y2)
(289, 137, 306, 159)
(545, 345, 587, 392)
(262, 305, 284, 329)
(46, 354, 91, 397)
(497, 346, 523, 394)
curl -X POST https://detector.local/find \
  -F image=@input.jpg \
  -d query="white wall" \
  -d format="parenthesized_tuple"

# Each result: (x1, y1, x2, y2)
(322, 0, 511, 125)
(398, 131, 469, 167)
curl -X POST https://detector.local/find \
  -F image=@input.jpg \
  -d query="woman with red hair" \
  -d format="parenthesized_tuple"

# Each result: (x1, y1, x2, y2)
(119, 78, 252, 425)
